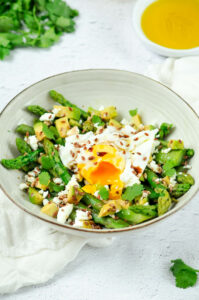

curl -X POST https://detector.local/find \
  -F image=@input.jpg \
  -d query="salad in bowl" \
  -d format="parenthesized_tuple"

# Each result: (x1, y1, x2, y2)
(1, 90, 195, 230)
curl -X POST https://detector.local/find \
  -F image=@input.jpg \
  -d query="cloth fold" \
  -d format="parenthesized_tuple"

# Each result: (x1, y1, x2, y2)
(147, 56, 199, 114)
(0, 189, 112, 294)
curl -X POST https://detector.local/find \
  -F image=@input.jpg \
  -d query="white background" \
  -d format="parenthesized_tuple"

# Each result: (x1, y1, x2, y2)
(1, 0, 199, 299)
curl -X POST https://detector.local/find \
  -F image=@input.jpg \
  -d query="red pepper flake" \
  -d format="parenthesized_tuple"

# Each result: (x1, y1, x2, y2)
(88, 147, 93, 152)
(179, 139, 182, 143)
(70, 151, 75, 158)
(144, 132, 149, 136)
(137, 152, 141, 155)
(126, 144, 130, 147)
(81, 156, 85, 161)
(97, 152, 107, 157)
(49, 115, 52, 119)
(61, 120, 66, 124)
(123, 150, 126, 155)
(83, 146, 87, 150)
(99, 128, 104, 134)
(143, 156, 147, 161)
(94, 162, 98, 165)
(123, 134, 129, 138)
(88, 156, 95, 160)
(74, 142, 80, 148)
(26, 131, 29, 137)
(94, 138, 98, 142)
(134, 137, 139, 141)
(76, 135, 79, 139)
(69, 107, 73, 111)
(120, 141, 123, 146)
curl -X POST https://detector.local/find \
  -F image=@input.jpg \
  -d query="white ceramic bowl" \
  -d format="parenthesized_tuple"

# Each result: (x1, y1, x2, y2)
(133, 0, 199, 57)
(0, 69, 199, 238)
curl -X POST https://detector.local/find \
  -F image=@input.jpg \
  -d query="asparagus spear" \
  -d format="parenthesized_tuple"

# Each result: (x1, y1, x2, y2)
(71, 202, 129, 229)
(1, 149, 42, 169)
(83, 193, 157, 226)
(49, 90, 88, 119)
(155, 150, 186, 167)
(27, 105, 47, 116)
(117, 205, 157, 225)
(177, 173, 194, 185)
(145, 169, 166, 190)
(43, 138, 71, 184)
(16, 137, 31, 154)
(16, 124, 34, 135)
(171, 183, 191, 198)
(92, 212, 129, 229)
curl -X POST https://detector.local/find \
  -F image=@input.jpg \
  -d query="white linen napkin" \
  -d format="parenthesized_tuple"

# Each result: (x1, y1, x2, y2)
(147, 56, 199, 114)
(0, 189, 112, 294)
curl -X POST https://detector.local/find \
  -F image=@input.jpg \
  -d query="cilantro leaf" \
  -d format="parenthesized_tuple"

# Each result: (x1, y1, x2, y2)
(159, 123, 173, 140)
(171, 259, 199, 289)
(0, 0, 78, 60)
(98, 186, 109, 200)
(41, 155, 55, 170)
(91, 115, 105, 127)
(122, 184, 144, 201)
(42, 123, 55, 140)
(129, 109, 138, 117)
(38, 171, 51, 186)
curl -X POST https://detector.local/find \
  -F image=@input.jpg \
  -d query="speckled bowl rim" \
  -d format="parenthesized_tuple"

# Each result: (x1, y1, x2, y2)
(0, 69, 199, 235)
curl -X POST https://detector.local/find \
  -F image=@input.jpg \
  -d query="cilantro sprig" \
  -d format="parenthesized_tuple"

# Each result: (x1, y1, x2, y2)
(122, 183, 144, 201)
(171, 259, 199, 289)
(0, 0, 78, 60)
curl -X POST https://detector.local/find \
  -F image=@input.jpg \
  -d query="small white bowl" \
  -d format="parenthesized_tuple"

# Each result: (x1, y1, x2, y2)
(133, 0, 199, 57)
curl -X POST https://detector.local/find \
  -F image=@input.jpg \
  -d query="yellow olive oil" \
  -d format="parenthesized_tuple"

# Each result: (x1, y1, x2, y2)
(141, 0, 199, 49)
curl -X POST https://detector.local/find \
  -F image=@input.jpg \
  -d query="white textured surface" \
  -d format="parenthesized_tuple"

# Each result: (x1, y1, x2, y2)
(1, 0, 199, 299)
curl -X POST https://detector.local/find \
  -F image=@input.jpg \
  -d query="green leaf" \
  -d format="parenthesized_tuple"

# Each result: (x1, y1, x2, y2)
(122, 184, 144, 201)
(98, 187, 109, 200)
(165, 168, 176, 177)
(171, 259, 199, 289)
(37, 28, 60, 48)
(42, 123, 55, 140)
(159, 123, 173, 140)
(38, 171, 50, 186)
(91, 115, 105, 127)
(0, 16, 14, 32)
(129, 109, 138, 117)
(41, 156, 55, 170)
(0, 46, 10, 60)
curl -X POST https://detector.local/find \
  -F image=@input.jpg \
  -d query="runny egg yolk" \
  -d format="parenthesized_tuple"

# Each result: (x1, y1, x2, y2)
(78, 144, 125, 186)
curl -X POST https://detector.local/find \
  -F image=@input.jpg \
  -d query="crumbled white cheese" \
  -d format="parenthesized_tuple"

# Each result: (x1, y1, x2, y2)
(148, 160, 162, 173)
(39, 113, 55, 122)
(19, 183, 29, 190)
(121, 118, 129, 125)
(24, 135, 38, 150)
(184, 164, 192, 170)
(53, 178, 63, 185)
(52, 107, 60, 115)
(67, 126, 79, 136)
(43, 199, 49, 206)
(57, 204, 73, 224)
(25, 174, 35, 184)
(65, 175, 79, 194)
(53, 197, 61, 205)
(161, 148, 171, 154)
(73, 210, 91, 228)
(98, 105, 105, 111)
(169, 174, 177, 189)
